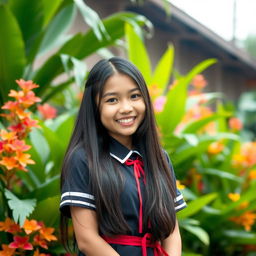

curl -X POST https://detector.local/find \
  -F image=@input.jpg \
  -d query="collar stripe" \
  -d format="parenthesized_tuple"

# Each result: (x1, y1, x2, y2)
(110, 150, 142, 163)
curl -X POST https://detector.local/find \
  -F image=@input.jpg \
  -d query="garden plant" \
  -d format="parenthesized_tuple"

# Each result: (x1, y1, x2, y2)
(0, 0, 256, 255)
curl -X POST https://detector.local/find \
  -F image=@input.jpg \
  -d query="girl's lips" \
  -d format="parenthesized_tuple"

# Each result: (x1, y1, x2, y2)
(116, 117, 136, 126)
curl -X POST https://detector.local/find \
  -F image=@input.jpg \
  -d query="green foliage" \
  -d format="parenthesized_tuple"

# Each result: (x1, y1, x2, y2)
(177, 193, 217, 219)
(4, 189, 36, 226)
(0, 0, 151, 106)
(125, 24, 256, 255)
(0, 5, 26, 104)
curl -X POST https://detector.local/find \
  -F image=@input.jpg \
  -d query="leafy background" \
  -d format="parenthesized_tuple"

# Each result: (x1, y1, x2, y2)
(0, 0, 256, 255)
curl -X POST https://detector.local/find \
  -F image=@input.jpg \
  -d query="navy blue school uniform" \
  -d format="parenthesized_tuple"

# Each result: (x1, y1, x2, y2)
(60, 137, 186, 256)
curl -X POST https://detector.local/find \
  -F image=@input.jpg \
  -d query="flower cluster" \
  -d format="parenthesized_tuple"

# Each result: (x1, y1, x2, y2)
(1, 79, 41, 138)
(232, 142, 256, 169)
(0, 80, 40, 186)
(230, 211, 256, 231)
(0, 218, 57, 256)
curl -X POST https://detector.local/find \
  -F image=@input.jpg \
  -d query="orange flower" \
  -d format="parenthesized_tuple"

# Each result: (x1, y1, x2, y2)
(0, 130, 16, 141)
(15, 108, 31, 120)
(228, 193, 240, 202)
(39, 227, 57, 242)
(33, 248, 50, 256)
(8, 90, 24, 100)
(176, 180, 185, 190)
(15, 152, 35, 167)
(33, 234, 48, 249)
(229, 117, 243, 131)
(230, 211, 256, 231)
(20, 91, 41, 108)
(37, 103, 57, 120)
(248, 170, 256, 180)
(16, 79, 39, 92)
(0, 218, 20, 233)
(0, 244, 16, 256)
(9, 236, 33, 250)
(208, 141, 224, 154)
(23, 219, 41, 235)
(241, 142, 256, 167)
(9, 140, 31, 152)
(0, 157, 18, 170)
(1, 101, 19, 111)
(191, 74, 207, 90)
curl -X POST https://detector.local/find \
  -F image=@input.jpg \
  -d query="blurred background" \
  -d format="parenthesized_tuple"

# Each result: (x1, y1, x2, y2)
(0, 0, 256, 255)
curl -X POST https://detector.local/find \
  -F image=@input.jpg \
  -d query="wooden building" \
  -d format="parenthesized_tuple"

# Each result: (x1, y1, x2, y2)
(74, 0, 256, 100)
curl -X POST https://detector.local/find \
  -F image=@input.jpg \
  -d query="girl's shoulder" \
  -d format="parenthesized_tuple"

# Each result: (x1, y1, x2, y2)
(68, 144, 88, 166)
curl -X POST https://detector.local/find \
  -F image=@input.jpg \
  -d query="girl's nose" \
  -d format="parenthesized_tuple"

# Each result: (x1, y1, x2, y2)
(119, 100, 133, 113)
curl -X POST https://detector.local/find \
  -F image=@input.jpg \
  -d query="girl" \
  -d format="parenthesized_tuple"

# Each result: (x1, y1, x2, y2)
(60, 57, 186, 256)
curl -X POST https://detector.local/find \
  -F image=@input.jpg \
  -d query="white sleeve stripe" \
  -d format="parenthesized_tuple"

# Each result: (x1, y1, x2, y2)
(61, 192, 95, 200)
(175, 202, 187, 211)
(60, 199, 96, 209)
(174, 194, 184, 202)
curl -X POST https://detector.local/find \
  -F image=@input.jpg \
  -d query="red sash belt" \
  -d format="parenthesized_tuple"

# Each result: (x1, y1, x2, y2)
(102, 233, 169, 256)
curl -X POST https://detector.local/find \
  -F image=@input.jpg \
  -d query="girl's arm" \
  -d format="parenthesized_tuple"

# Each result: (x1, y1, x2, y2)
(71, 206, 120, 256)
(162, 219, 182, 256)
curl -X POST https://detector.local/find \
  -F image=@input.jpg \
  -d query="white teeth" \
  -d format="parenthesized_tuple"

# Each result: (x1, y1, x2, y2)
(117, 118, 134, 123)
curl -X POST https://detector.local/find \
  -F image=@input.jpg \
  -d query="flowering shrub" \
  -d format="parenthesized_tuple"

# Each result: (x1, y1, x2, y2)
(0, 218, 57, 255)
(0, 80, 58, 255)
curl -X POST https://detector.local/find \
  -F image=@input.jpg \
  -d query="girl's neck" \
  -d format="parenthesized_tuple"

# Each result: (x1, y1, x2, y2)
(111, 136, 133, 150)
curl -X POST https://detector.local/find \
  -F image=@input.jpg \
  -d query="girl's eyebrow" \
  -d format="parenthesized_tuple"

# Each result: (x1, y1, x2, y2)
(102, 88, 140, 98)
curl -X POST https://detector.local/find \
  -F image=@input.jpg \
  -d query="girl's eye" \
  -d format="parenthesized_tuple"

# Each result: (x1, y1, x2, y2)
(131, 93, 141, 99)
(106, 98, 118, 103)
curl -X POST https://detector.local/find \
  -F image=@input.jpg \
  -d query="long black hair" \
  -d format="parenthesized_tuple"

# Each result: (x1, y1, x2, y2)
(60, 57, 177, 250)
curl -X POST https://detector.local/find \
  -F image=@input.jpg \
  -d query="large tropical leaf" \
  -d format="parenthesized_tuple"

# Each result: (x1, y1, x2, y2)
(29, 127, 50, 165)
(223, 230, 256, 244)
(33, 12, 151, 98)
(27, 175, 60, 202)
(41, 0, 63, 28)
(177, 193, 217, 219)
(0, 5, 26, 105)
(9, 0, 44, 56)
(182, 223, 209, 245)
(180, 113, 230, 134)
(198, 168, 243, 183)
(125, 23, 151, 84)
(150, 44, 174, 94)
(157, 59, 217, 135)
(38, 3, 76, 56)
(74, 0, 109, 41)
(30, 196, 60, 227)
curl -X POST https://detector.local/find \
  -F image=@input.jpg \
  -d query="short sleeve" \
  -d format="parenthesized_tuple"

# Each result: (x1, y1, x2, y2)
(60, 147, 96, 217)
(164, 151, 187, 212)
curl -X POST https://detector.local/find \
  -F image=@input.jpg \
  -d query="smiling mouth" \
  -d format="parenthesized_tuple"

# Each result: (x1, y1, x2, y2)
(116, 117, 136, 125)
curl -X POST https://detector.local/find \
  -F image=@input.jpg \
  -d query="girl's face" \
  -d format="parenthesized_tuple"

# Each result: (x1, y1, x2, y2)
(99, 73, 146, 149)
